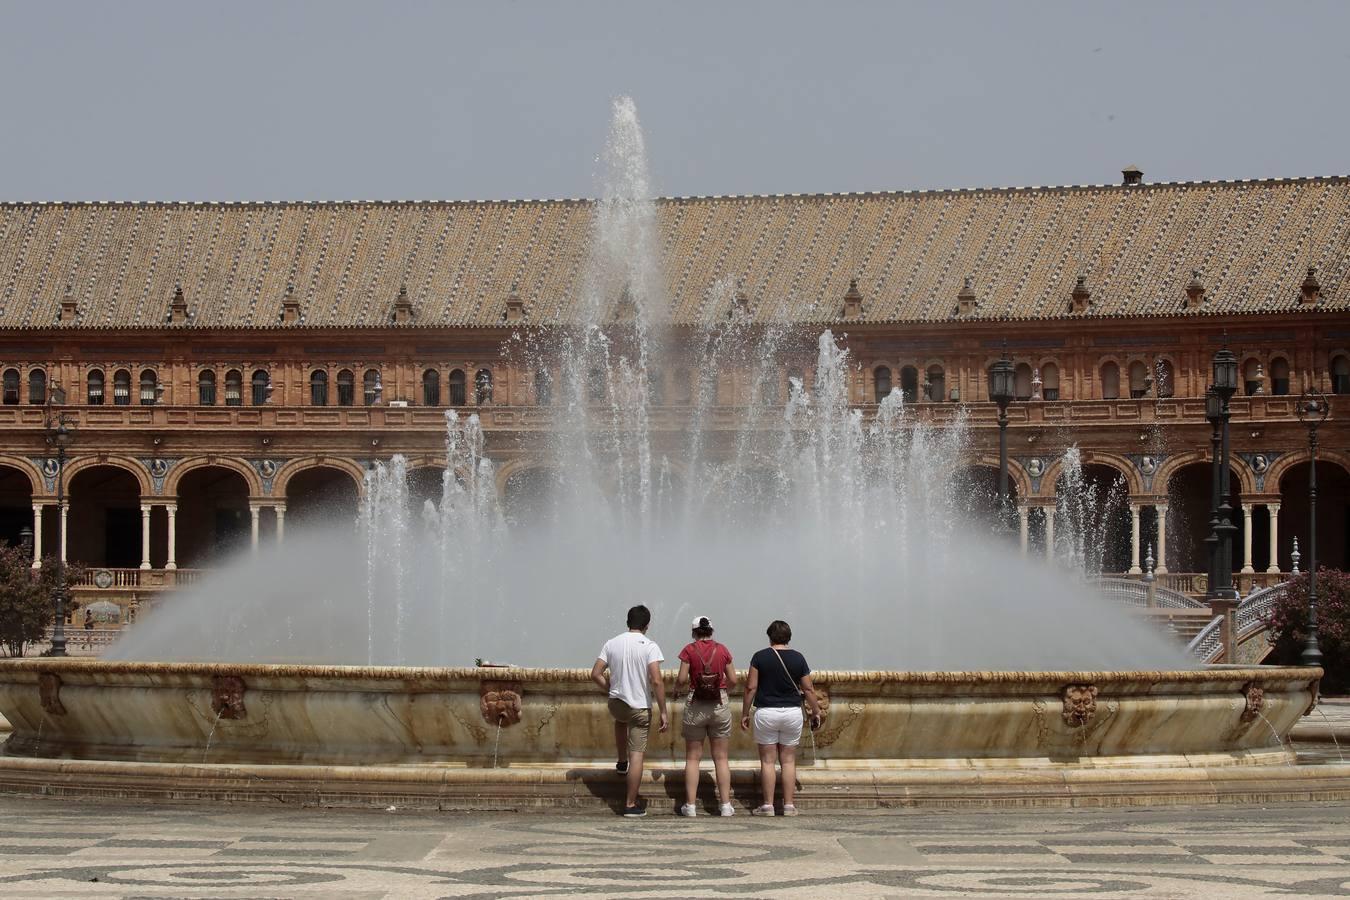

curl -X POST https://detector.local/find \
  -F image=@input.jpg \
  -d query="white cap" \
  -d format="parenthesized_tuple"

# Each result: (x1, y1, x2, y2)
(691, 615, 712, 629)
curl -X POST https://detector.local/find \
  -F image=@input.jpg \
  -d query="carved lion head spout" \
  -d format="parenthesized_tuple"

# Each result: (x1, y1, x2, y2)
(211, 675, 247, 720)
(1062, 683, 1098, 729)
(480, 681, 523, 727)
(38, 672, 66, 716)
(1240, 681, 1265, 724)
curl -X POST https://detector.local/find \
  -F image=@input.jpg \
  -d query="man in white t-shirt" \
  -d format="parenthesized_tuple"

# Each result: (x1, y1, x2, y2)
(591, 604, 668, 817)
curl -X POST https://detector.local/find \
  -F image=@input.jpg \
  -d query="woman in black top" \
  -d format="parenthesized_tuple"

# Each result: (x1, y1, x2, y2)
(739, 620, 822, 817)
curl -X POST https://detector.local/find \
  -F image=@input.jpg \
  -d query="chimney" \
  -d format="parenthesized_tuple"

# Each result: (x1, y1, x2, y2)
(280, 283, 301, 324)
(392, 285, 414, 325)
(59, 285, 78, 323)
(1121, 165, 1144, 186)
(168, 284, 189, 324)
(842, 278, 863, 318)
(1300, 266, 1322, 305)
(504, 288, 526, 323)
(1069, 274, 1092, 313)
(956, 275, 978, 315)
(730, 286, 750, 319)
(1184, 270, 1206, 307)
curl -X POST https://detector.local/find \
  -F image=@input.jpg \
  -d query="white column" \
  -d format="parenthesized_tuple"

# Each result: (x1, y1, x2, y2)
(1128, 504, 1142, 574)
(1018, 505, 1030, 555)
(275, 504, 286, 544)
(1241, 503, 1255, 574)
(250, 505, 261, 551)
(1155, 504, 1169, 574)
(1266, 503, 1281, 574)
(165, 504, 177, 570)
(59, 503, 68, 564)
(31, 504, 43, 569)
(139, 504, 152, 569)
(1044, 507, 1056, 562)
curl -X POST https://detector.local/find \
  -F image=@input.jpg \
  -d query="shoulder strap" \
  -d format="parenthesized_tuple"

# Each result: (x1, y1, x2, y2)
(771, 648, 804, 697)
(697, 641, 716, 672)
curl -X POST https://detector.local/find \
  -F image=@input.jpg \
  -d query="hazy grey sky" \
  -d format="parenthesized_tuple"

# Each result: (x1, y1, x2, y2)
(3, 1, 1347, 201)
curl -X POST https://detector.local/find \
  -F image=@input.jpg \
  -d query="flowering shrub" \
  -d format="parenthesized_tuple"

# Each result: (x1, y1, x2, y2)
(1264, 569, 1350, 693)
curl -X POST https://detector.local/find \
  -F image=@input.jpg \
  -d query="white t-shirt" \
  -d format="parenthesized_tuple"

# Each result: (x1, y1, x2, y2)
(598, 631, 664, 710)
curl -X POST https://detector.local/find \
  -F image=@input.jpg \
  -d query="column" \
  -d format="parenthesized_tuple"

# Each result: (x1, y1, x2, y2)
(30, 503, 43, 569)
(1266, 503, 1281, 574)
(1155, 504, 1169, 574)
(1240, 503, 1255, 574)
(140, 504, 152, 570)
(1017, 505, 1030, 555)
(1044, 507, 1056, 562)
(250, 505, 261, 551)
(59, 503, 68, 563)
(275, 504, 286, 544)
(1128, 503, 1142, 575)
(165, 504, 177, 570)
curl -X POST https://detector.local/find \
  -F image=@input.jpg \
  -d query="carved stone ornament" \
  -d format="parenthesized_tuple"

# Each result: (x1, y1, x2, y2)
(1251, 454, 1269, 474)
(1062, 683, 1098, 728)
(1139, 455, 1157, 476)
(1026, 457, 1045, 478)
(38, 672, 66, 716)
(480, 680, 523, 726)
(211, 675, 247, 720)
(1240, 681, 1265, 724)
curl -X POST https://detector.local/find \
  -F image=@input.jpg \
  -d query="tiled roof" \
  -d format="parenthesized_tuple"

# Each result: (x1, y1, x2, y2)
(1, 177, 1347, 329)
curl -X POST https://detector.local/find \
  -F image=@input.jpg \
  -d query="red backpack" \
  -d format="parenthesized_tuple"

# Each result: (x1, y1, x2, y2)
(691, 642, 723, 703)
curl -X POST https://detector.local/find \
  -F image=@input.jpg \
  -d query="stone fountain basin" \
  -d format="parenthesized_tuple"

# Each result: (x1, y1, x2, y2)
(0, 660, 1319, 769)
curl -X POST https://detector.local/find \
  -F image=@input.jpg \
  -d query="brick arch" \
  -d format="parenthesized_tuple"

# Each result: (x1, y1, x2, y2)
(272, 456, 367, 498)
(963, 455, 1032, 500)
(163, 456, 264, 498)
(494, 457, 554, 497)
(1264, 447, 1350, 494)
(60, 455, 152, 497)
(1154, 449, 1258, 496)
(0, 455, 44, 496)
(1036, 451, 1142, 499)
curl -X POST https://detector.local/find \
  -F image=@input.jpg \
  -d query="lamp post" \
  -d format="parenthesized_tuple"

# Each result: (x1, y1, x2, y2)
(42, 387, 75, 657)
(1297, 389, 1330, 667)
(987, 345, 1016, 531)
(1211, 344, 1239, 602)
(1204, 387, 1223, 596)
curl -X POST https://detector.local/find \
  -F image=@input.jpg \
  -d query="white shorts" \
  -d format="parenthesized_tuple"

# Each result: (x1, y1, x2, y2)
(753, 706, 804, 747)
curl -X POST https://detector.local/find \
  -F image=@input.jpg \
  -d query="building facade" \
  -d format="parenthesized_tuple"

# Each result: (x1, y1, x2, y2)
(1, 172, 1348, 617)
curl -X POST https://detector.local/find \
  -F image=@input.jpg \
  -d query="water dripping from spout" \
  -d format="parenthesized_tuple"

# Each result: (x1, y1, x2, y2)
(202, 709, 224, 764)
(491, 717, 504, 769)
(1255, 711, 1289, 752)
(1314, 707, 1346, 762)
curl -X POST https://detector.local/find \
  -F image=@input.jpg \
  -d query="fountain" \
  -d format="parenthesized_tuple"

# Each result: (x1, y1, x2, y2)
(0, 97, 1328, 809)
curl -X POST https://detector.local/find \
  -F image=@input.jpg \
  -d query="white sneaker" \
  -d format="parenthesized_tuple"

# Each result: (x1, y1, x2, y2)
(751, 804, 776, 816)
(720, 803, 735, 817)
(679, 803, 697, 817)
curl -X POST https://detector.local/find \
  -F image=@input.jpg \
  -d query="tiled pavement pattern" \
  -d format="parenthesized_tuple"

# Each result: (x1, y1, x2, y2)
(3, 798, 1350, 898)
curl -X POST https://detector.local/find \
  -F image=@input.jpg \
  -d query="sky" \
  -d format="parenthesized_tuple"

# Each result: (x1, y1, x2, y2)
(2, 0, 1348, 201)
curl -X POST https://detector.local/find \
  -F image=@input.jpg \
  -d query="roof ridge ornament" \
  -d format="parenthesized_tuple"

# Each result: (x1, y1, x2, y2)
(168, 283, 190, 324)
(956, 275, 978, 316)
(1300, 266, 1322, 305)
(392, 284, 414, 325)
(280, 283, 302, 325)
(504, 285, 526, 323)
(842, 278, 863, 319)
(59, 284, 78, 324)
(1184, 270, 1206, 307)
(1069, 274, 1092, 313)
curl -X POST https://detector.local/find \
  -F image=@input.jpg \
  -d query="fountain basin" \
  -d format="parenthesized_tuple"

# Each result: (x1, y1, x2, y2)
(0, 660, 1319, 769)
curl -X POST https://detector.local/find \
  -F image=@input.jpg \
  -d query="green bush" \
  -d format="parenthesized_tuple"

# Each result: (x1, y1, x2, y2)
(1264, 568, 1350, 693)
(0, 545, 85, 657)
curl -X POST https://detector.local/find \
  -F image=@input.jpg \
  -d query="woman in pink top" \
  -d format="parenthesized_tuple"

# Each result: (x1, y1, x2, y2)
(674, 615, 737, 817)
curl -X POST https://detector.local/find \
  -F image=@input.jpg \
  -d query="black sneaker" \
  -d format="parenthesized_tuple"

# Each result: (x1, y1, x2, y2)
(615, 760, 629, 774)
(622, 804, 646, 817)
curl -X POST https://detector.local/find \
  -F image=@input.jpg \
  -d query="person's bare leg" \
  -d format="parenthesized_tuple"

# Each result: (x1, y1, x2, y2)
(684, 739, 703, 807)
(710, 736, 731, 805)
(779, 745, 797, 807)
(757, 743, 778, 808)
(614, 721, 626, 766)
(626, 750, 644, 807)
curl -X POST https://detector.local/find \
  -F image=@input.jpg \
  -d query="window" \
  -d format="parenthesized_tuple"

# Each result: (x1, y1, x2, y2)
(309, 370, 328, 406)
(423, 369, 441, 406)
(534, 370, 551, 406)
(363, 369, 380, 405)
(475, 368, 493, 405)
(28, 369, 46, 405)
(873, 366, 892, 402)
(336, 369, 354, 406)
(198, 370, 217, 405)
(1155, 360, 1174, 398)
(1128, 361, 1149, 398)
(1243, 359, 1262, 396)
(2, 369, 18, 405)
(139, 369, 158, 405)
(1270, 357, 1290, 396)
(901, 366, 920, 403)
(87, 369, 105, 405)
(224, 369, 243, 406)
(252, 370, 270, 406)
(1333, 354, 1350, 395)
(449, 369, 467, 406)
(1014, 363, 1033, 401)
(1041, 363, 1060, 401)
(1101, 362, 1120, 400)
(112, 369, 131, 406)
(926, 365, 945, 402)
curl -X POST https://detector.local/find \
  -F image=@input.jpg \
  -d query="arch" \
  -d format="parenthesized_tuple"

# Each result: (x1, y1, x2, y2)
(60, 455, 153, 497)
(271, 456, 367, 500)
(363, 369, 381, 405)
(1100, 360, 1121, 400)
(251, 369, 270, 406)
(449, 369, 467, 406)
(1013, 363, 1033, 401)
(0, 462, 35, 549)
(1269, 356, 1291, 396)
(1241, 356, 1264, 396)
(1154, 449, 1258, 498)
(1036, 451, 1143, 499)
(1127, 360, 1149, 398)
(873, 366, 892, 402)
(533, 369, 552, 405)
(924, 364, 945, 402)
(964, 455, 1033, 500)
(1, 368, 19, 406)
(174, 465, 253, 566)
(475, 368, 493, 405)
(336, 368, 355, 407)
(1040, 362, 1061, 401)
(198, 369, 217, 405)
(1264, 447, 1350, 495)
(900, 365, 920, 402)
(112, 368, 132, 406)
(67, 463, 145, 567)
(86, 368, 105, 405)
(309, 369, 328, 406)
(27, 368, 46, 405)
(162, 456, 264, 499)
(139, 368, 159, 405)
(1154, 358, 1175, 398)
(1163, 457, 1250, 573)
(422, 368, 441, 406)
(500, 462, 561, 528)
(224, 369, 244, 406)
(1331, 352, 1350, 395)
(0, 455, 44, 496)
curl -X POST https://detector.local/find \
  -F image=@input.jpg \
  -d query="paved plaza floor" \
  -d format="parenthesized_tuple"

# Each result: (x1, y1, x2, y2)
(1, 797, 1350, 898)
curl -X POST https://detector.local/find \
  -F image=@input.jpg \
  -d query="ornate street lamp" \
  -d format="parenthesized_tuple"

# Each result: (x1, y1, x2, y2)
(42, 388, 76, 657)
(987, 345, 1016, 529)
(1211, 344, 1239, 601)
(1296, 389, 1331, 666)
(1204, 387, 1223, 596)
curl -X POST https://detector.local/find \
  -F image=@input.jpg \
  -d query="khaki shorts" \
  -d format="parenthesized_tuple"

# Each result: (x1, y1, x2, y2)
(607, 698, 652, 753)
(682, 692, 732, 741)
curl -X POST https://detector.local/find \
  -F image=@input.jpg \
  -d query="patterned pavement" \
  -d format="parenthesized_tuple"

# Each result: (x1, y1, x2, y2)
(2, 798, 1350, 898)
